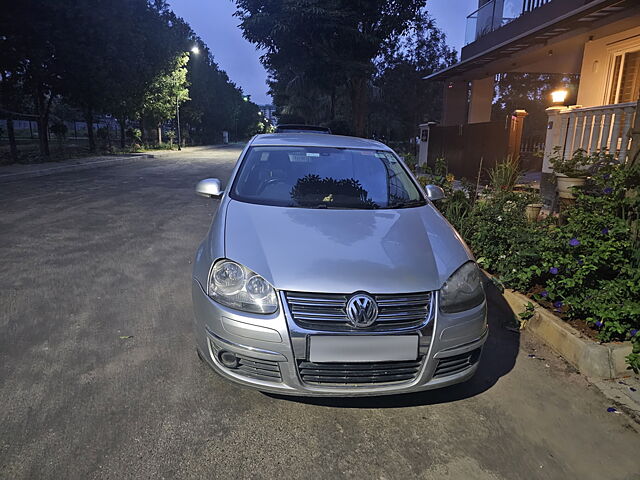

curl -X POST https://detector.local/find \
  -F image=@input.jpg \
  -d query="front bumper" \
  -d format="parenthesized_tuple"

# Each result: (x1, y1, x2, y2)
(192, 279, 488, 397)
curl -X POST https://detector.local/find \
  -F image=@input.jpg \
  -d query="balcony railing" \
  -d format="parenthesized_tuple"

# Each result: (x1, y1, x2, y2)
(465, 0, 552, 45)
(555, 102, 637, 161)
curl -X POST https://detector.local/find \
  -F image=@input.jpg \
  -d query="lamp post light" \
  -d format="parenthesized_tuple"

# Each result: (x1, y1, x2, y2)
(551, 89, 568, 106)
(176, 46, 200, 151)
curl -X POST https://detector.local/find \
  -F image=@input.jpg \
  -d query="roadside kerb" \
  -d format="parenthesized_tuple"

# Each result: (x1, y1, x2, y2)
(502, 287, 633, 379)
(0, 153, 155, 184)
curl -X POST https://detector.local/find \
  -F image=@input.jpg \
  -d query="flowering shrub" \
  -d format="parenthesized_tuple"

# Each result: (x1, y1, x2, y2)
(437, 159, 640, 372)
(466, 191, 545, 291)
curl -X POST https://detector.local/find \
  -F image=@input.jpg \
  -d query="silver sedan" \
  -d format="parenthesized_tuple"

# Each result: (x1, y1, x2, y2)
(192, 133, 487, 396)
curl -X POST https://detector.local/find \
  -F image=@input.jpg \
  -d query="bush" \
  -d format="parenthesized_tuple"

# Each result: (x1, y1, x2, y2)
(434, 158, 640, 372)
(50, 122, 68, 140)
(126, 127, 142, 143)
(466, 191, 545, 291)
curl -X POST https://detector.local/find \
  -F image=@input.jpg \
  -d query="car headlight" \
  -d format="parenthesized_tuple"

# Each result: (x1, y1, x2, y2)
(208, 259, 278, 314)
(439, 261, 485, 313)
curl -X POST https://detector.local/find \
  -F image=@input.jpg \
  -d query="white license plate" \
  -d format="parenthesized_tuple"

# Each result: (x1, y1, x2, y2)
(308, 335, 419, 363)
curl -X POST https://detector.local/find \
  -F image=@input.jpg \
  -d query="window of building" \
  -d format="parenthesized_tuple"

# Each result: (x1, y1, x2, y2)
(608, 49, 640, 104)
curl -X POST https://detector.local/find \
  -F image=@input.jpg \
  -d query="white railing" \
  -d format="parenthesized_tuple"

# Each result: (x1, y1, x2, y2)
(557, 102, 637, 161)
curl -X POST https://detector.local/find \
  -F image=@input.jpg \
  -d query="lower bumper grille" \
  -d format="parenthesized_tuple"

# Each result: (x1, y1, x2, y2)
(297, 358, 422, 385)
(433, 348, 481, 378)
(209, 339, 282, 382)
(235, 356, 282, 382)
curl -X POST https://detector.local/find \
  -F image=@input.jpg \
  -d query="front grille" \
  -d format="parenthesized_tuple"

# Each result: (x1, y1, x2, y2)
(297, 358, 423, 385)
(433, 348, 481, 378)
(285, 291, 432, 331)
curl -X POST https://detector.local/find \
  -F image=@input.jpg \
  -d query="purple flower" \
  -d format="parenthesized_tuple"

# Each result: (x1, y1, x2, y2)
(549, 267, 559, 275)
(595, 320, 603, 328)
(569, 238, 580, 247)
(601, 228, 609, 235)
(631, 329, 638, 337)
(541, 290, 548, 297)
(553, 301, 563, 308)
(603, 187, 613, 195)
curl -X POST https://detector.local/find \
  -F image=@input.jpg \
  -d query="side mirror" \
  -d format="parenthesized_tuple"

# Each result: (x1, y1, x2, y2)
(424, 184, 445, 201)
(196, 178, 223, 197)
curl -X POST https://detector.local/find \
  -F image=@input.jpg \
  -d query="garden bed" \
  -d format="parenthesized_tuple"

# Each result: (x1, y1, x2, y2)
(417, 153, 640, 373)
(500, 286, 633, 379)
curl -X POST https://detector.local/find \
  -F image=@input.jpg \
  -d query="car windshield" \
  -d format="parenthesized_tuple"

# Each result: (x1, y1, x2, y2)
(230, 146, 425, 209)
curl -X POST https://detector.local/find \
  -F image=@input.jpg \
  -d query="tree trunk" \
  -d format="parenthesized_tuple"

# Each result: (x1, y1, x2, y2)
(85, 108, 96, 153)
(330, 88, 336, 121)
(6, 115, 18, 163)
(140, 113, 147, 145)
(157, 125, 162, 144)
(35, 86, 50, 157)
(350, 76, 368, 138)
(119, 119, 126, 149)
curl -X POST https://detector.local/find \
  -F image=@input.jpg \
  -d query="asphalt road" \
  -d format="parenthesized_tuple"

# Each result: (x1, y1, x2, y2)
(1, 145, 638, 480)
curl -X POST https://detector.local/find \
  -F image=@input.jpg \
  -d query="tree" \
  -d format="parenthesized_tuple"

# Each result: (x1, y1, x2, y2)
(371, 13, 457, 140)
(235, 0, 427, 136)
(1, 0, 266, 162)
(142, 54, 190, 145)
(0, 0, 64, 157)
(492, 73, 580, 139)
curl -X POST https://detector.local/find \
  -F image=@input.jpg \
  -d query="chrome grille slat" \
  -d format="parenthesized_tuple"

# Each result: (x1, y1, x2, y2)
(291, 308, 346, 318)
(285, 291, 431, 331)
(433, 348, 482, 379)
(297, 358, 423, 385)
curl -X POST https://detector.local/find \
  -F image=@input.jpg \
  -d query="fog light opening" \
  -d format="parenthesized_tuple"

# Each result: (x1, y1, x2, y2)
(218, 350, 240, 369)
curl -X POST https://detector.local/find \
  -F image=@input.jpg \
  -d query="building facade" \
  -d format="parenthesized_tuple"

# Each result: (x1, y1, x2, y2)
(422, 0, 639, 183)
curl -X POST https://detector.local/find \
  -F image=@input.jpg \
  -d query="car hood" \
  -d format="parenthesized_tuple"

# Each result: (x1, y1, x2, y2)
(223, 200, 473, 294)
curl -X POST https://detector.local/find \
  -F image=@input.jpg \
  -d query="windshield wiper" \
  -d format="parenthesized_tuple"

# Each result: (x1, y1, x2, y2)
(309, 203, 379, 209)
(389, 200, 426, 209)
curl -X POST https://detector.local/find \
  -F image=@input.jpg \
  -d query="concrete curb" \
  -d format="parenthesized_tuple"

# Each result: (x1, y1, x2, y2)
(502, 288, 633, 379)
(0, 154, 155, 184)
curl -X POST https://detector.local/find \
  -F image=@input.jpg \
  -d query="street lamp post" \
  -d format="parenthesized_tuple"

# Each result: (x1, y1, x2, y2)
(176, 94, 182, 151)
(175, 46, 200, 151)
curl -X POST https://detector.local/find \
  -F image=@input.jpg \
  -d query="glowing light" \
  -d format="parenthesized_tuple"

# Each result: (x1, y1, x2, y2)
(551, 89, 568, 105)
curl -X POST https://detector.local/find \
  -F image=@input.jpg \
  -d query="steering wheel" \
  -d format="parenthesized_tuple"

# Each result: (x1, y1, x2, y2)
(256, 178, 285, 195)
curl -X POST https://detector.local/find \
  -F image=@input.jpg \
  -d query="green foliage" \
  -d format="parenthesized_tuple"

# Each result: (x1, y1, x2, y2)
(437, 159, 640, 371)
(467, 192, 546, 291)
(143, 53, 190, 127)
(549, 148, 597, 178)
(1, 0, 260, 159)
(49, 122, 68, 140)
(518, 302, 536, 329)
(126, 128, 142, 143)
(492, 73, 579, 140)
(234, 1, 450, 137)
(489, 156, 521, 193)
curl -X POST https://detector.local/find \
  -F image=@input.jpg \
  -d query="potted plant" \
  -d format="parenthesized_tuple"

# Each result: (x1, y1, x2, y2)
(549, 148, 595, 199)
(520, 191, 543, 222)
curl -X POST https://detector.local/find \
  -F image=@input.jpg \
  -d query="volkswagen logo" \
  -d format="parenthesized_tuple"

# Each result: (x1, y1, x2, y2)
(346, 293, 378, 328)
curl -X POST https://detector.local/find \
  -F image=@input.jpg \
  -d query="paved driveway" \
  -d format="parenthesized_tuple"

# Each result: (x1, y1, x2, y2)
(0, 145, 638, 479)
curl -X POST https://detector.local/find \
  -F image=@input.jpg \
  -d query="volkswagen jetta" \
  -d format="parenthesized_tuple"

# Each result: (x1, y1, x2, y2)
(192, 133, 487, 396)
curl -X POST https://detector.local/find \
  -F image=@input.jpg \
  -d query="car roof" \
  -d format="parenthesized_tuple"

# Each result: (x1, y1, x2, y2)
(250, 133, 392, 151)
